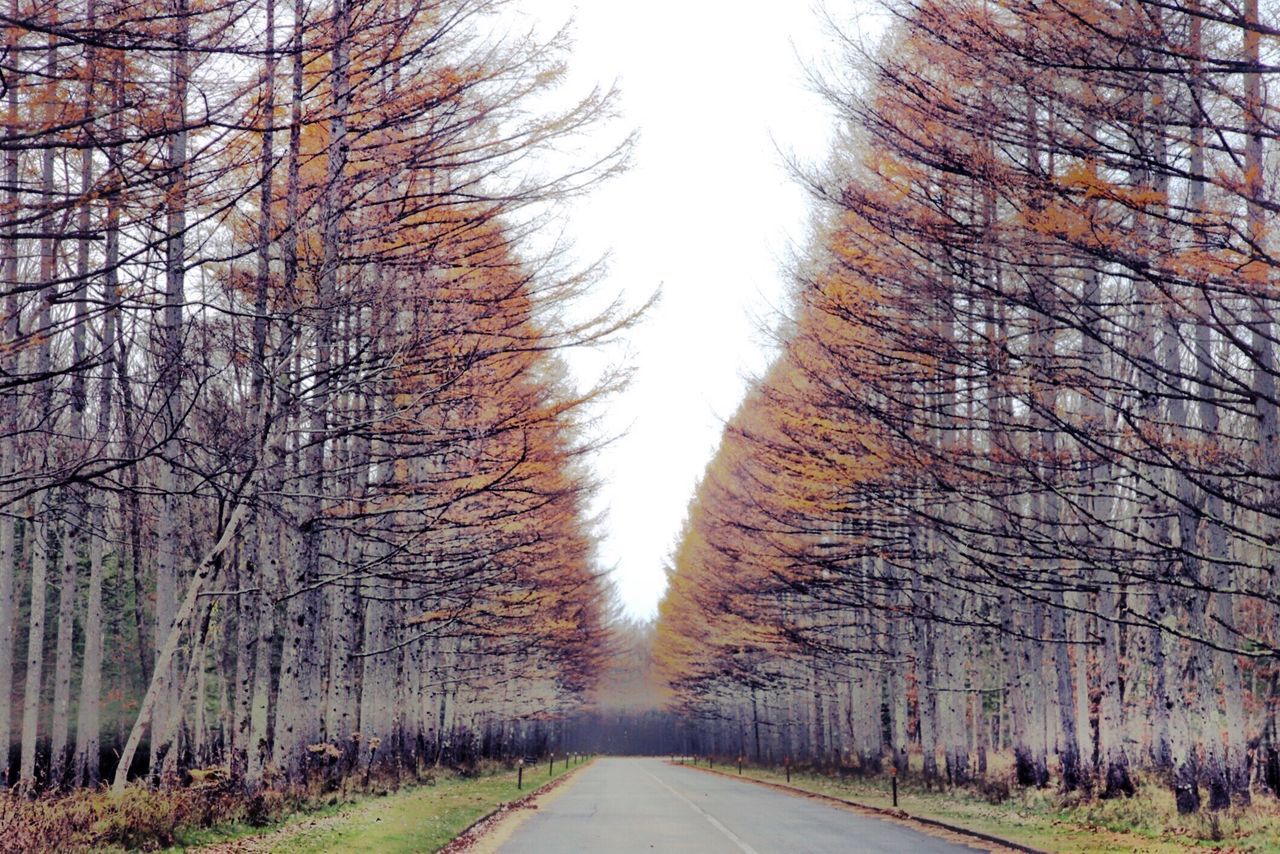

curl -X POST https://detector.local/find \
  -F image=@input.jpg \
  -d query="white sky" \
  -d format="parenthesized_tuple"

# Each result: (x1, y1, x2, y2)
(517, 2, 885, 619)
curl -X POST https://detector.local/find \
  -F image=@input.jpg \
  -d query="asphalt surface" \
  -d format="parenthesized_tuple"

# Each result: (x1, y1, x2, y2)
(495, 757, 982, 853)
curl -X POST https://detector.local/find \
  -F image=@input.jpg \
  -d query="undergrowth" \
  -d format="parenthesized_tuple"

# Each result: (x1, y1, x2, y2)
(0, 760, 521, 853)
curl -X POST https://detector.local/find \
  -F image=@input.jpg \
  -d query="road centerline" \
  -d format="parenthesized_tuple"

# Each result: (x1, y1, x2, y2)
(642, 766, 761, 854)
(491, 757, 982, 852)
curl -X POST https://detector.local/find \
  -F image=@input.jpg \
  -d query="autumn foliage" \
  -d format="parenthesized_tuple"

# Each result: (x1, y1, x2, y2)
(657, 0, 1280, 814)
(0, 0, 628, 798)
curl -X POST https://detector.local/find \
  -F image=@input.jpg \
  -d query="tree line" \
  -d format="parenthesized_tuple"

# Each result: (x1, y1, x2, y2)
(656, 0, 1280, 814)
(0, 0, 628, 795)
(558, 620, 687, 756)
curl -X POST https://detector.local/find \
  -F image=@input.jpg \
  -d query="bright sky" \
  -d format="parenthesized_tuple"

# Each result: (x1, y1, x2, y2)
(519, 2, 884, 619)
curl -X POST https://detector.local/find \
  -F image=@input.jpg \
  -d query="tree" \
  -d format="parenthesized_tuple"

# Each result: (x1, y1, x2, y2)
(657, 0, 1280, 812)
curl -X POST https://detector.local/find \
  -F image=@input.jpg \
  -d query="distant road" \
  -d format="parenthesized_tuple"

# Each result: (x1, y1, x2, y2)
(495, 757, 984, 853)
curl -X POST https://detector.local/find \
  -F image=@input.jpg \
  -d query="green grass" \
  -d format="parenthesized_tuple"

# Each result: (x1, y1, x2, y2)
(683, 758, 1280, 853)
(0, 757, 585, 852)
(163, 792, 354, 851)
(179, 760, 585, 853)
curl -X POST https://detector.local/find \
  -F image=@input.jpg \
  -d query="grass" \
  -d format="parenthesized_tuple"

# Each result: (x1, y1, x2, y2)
(0, 759, 586, 853)
(682, 755, 1280, 853)
(161, 789, 354, 851)
(181, 758, 585, 853)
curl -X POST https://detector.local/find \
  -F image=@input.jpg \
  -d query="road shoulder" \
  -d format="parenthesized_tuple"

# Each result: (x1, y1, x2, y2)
(448, 760, 593, 853)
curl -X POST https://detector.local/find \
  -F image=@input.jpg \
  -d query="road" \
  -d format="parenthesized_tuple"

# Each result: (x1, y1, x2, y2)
(495, 757, 985, 853)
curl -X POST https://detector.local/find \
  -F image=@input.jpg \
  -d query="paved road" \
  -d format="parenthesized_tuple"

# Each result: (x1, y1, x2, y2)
(496, 757, 982, 853)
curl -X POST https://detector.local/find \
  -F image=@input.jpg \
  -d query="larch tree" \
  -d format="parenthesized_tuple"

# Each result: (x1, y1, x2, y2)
(0, 0, 630, 798)
(656, 0, 1280, 814)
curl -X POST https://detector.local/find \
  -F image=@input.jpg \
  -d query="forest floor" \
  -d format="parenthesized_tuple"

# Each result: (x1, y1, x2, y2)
(682, 758, 1280, 852)
(171, 760, 586, 853)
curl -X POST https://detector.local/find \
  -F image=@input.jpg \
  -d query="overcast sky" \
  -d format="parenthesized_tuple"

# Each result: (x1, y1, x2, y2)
(518, 2, 884, 619)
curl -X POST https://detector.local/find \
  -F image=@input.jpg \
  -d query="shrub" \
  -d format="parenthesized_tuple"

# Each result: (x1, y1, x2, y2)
(89, 787, 189, 850)
(978, 777, 1011, 804)
(0, 783, 262, 852)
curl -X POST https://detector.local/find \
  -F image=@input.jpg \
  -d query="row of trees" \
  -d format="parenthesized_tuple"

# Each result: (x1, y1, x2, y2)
(558, 620, 686, 756)
(0, 0, 625, 794)
(657, 0, 1280, 814)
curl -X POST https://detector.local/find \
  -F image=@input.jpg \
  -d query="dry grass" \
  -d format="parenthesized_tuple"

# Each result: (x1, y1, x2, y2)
(0, 762, 501, 852)
(0, 782, 261, 852)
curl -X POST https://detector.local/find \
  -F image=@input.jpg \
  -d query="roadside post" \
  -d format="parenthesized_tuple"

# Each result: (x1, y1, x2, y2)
(785, 756, 790, 783)
(549, 752, 554, 777)
(518, 758, 524, 790)
(738, 755, 743, 775)
(892, 765, 898, 808)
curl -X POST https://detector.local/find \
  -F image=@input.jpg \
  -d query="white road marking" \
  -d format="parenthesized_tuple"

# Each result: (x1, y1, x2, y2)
(642, 766, 761, 854)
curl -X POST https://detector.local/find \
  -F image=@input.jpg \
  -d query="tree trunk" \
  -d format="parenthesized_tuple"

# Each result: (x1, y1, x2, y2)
(19, 516, 51, 792)
(245, 514, 281, 791)
(273, 0, 348, 782)
(112, 504, 247, 793)
(151, 0, 192, 783)
(73, 507, 108, 787)
(0, 0, 22, 787)
(884, 563, 909, 774)
(48, 516, 77, 788)
(71, 17, 115, 790)
(233, 0, 278, 782)
(913, 587, 938, 784)
(20, 34, 62, 791)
